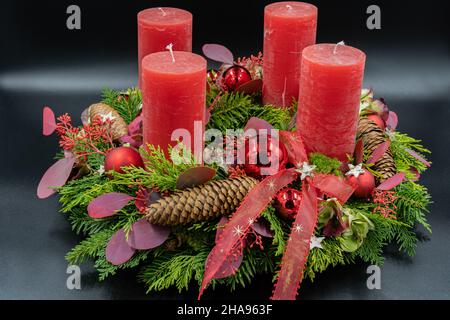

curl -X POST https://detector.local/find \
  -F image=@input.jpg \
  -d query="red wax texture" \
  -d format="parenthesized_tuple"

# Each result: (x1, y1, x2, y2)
(262, 1, 317, 107)
(297, 43, 366, 161)
(141, 51, 206, 159)
(138, 7, 192, 86)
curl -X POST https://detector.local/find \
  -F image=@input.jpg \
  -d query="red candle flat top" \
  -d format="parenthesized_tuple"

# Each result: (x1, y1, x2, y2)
(302, 43, 366, 67)
(265, 1, 317, 20)
(142, 51, 206, 75)
(138, 7, 192, 26)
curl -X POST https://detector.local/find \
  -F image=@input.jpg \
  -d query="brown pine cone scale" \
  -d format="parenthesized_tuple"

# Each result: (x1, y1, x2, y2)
(357, 117, 397, 182)
(144, 176, 258, 226)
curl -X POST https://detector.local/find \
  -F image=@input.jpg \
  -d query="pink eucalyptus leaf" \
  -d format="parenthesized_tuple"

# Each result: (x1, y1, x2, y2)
(377, 172, 406, 191)
(355, 139, 364, 164)
(215, 216, 229, 244)
(42, 106, 56, 136)
(202, 44, 234, 65)
(88, 192, 134, 219)
(236, 79, 263, 95)
(176, 166, 216, 189)
(128, 115, 142, 135)
(386, 111, 398, 131)
(127, 219, 170, 250)
(244, 117, 274, 133)
(206, 245, 243, 279)
(80, 107, 90, 125)
(37, 155, 76, 199)
(405, 148, 431, 167)
(251, 220, 273, 238)
(106, 229, 136, 265)
(367, 141, 390, 165)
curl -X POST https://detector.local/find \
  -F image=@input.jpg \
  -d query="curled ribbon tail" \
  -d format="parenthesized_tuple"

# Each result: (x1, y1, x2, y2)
(271, 183, 318, 300)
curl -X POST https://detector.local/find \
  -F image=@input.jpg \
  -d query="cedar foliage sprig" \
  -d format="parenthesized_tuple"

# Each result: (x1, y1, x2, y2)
(102, 87, 142, 124)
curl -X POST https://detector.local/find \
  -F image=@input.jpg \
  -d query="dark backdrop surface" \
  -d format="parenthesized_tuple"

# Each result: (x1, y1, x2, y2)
(0, 0, 449, 299)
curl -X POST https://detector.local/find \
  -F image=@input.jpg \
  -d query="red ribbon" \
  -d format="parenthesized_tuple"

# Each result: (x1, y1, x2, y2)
(199, 131, 355, 300)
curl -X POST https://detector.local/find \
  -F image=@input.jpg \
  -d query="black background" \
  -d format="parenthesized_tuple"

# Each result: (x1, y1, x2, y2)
(0, 0, 449, 299)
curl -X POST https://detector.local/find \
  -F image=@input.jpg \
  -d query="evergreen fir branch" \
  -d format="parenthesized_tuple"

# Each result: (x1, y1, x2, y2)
(58, 174, 115, 212)
(67, 206, 114, 235)
(96, 250, 150, 281)
(390, 131, 431, 179)
(207, 92, 254, 132)
(249, 104, 293, 130)
(394, 181, 432, 233)
(66, 229, 114, 265)
(101, 87, 142, 124)
(139, 248, 209, 293)
(262, 206, 288, 256)
(304, 237, 354, 281)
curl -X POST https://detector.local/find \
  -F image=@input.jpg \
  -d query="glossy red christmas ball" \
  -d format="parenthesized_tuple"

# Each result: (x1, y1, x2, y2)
(274, 188, 302, 220)
(243, 135, 288, 178)
(347, 169, 375, 199)
(104, 146, 144, 174)
(221, 65, 252, 91)
(367, 114, 386, 130)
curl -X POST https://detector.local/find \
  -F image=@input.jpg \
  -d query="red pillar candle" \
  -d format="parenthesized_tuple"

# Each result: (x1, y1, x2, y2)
(141, 51, 206, 160)
(262, 2, 317, 107)
(138, 7, 192, 86)
(297, 43, 366, 161)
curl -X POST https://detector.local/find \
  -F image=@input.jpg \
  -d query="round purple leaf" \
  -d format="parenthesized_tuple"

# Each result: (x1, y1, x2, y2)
(37, 155, 76, 199)
(202, 44, 234, 65)
(106, 229, 136, 265)
(236, 79, 263, 95)
(43, 106, 56, 136)
(88, 192, 134, 219)
(127, 219, 170, 250)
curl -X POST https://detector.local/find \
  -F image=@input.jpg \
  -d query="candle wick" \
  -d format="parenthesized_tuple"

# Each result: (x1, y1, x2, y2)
(333, 41, 345, 54)
(286, 4, 292, 10)
(165, 43, 175, 63)
(158, 7, 167, 16)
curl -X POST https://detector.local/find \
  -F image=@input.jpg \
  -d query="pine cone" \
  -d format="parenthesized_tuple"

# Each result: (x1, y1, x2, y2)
(144, 176, 258, 226)
(88, 103, 128, 140)
(357, 117, 397, 182)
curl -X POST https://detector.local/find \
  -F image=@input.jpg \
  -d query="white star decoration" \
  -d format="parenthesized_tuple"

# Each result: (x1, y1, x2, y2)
(345, 163, 365, 178)
(267, 181, 277, 191)
(101, 111, 115, 122)
(233, 225, 244, 237)
(296, 162, 316, 180)
(310, 236, 325, 250)
(247, 218, 254, 226)
(293, 224, 304, 233)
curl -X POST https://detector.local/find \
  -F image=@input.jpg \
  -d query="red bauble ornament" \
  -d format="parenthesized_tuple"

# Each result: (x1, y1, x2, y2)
(104, 146, 144, 174)
(274, 188, 302, 220)
(243, 135, 288, 178)
(221, 65, 252, 91)
(347, 169, 375, 199)
(367, 114, 386, 130)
